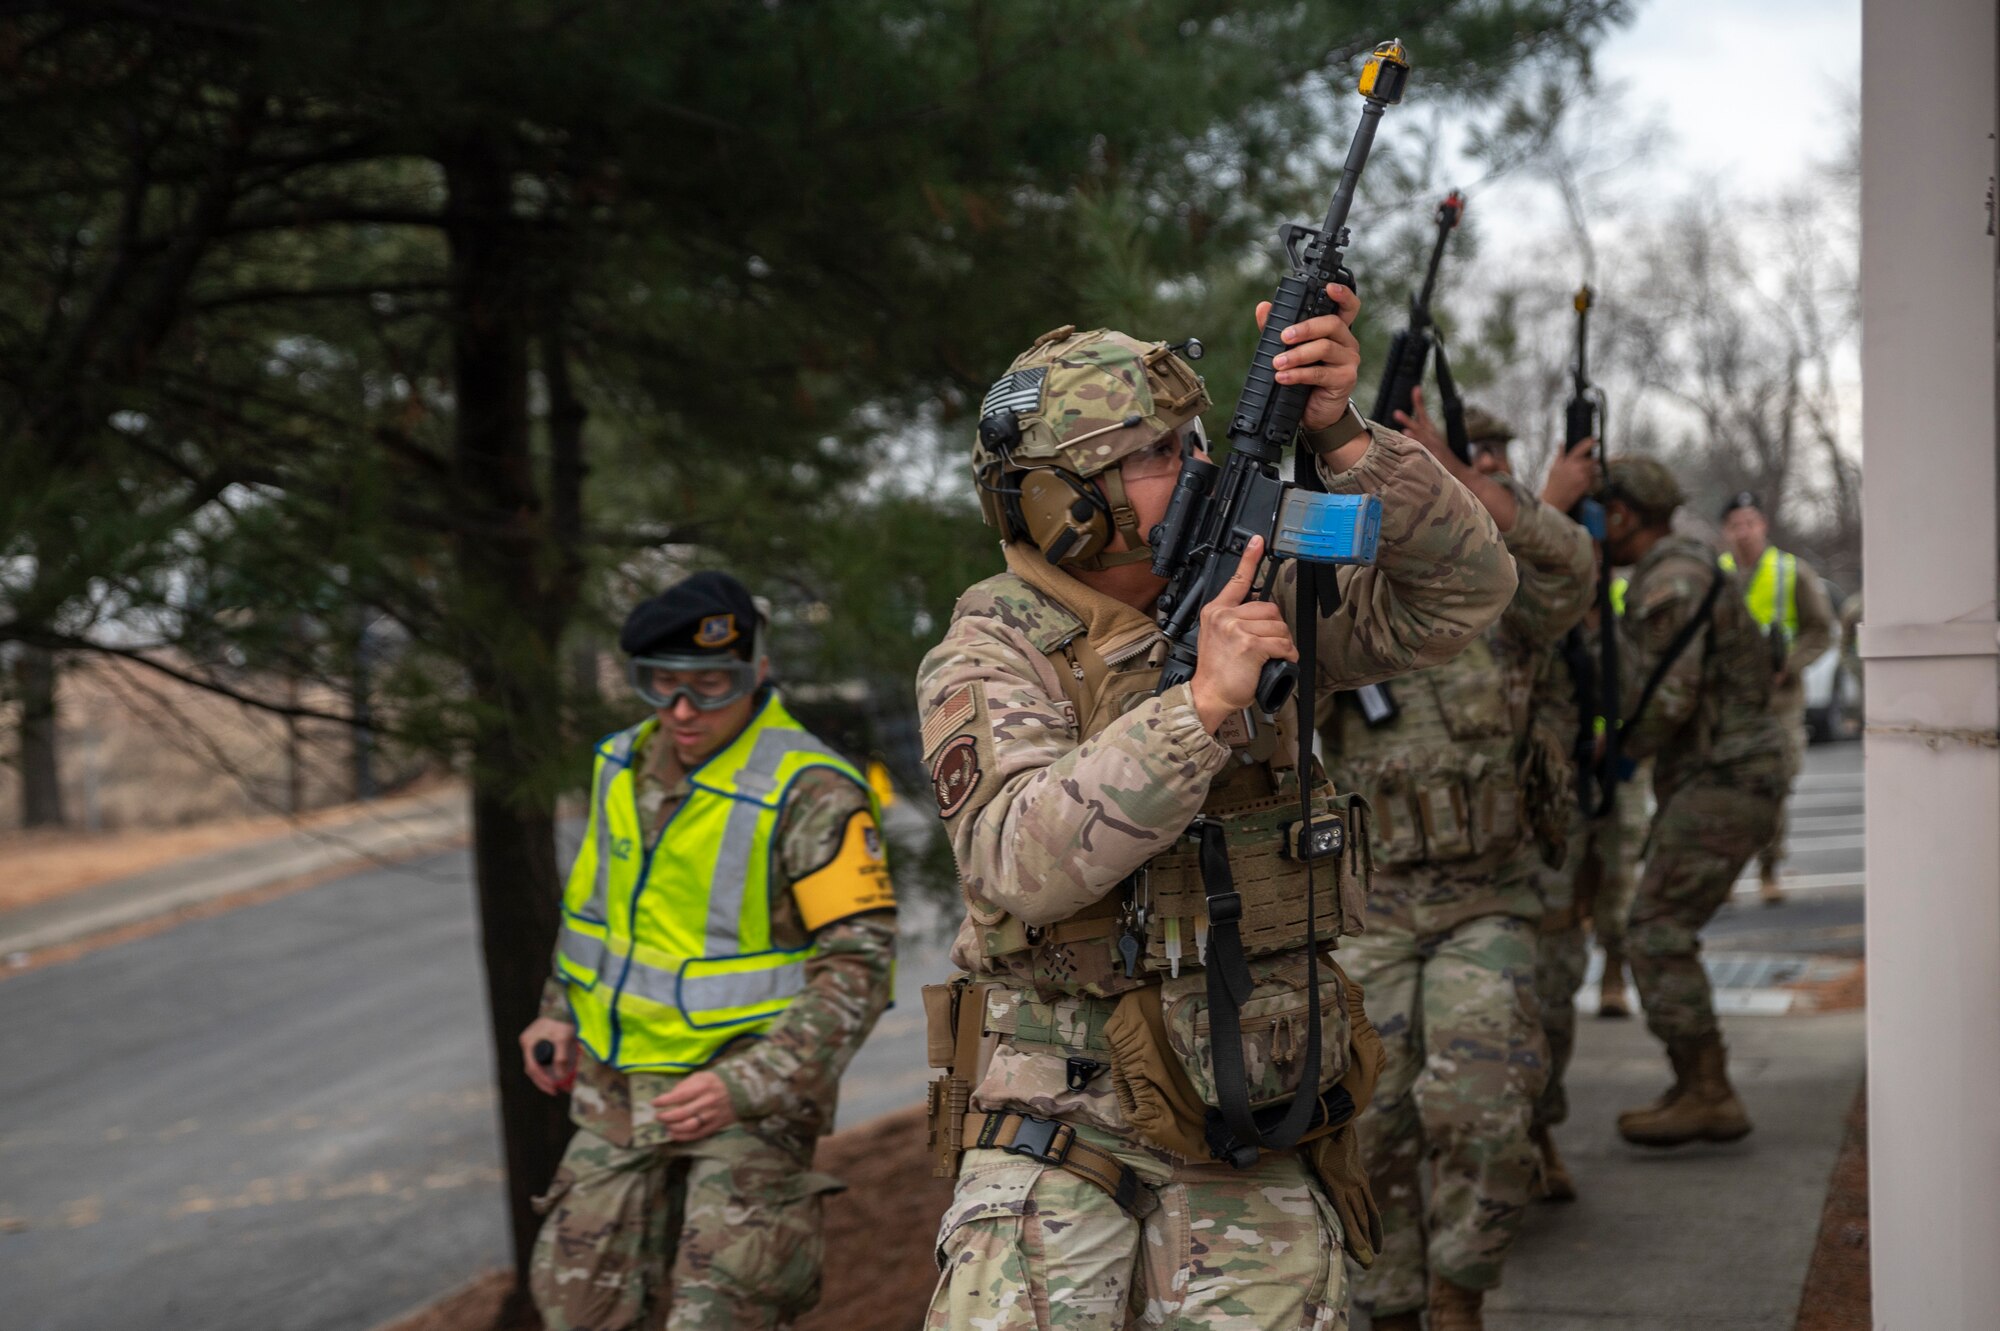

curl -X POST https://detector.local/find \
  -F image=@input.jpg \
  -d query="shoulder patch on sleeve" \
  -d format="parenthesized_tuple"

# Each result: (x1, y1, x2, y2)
(922, 683, 977, 759)
(932, 734, 984, 817)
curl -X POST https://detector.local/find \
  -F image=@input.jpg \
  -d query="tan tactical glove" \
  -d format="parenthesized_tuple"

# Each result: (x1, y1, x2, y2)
(1337, 964, 1387, 1116)
(1310, 1123, 1383, 1267)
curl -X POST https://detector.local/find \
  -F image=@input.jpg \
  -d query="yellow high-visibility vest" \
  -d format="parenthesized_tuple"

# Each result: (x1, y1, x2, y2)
(1720, 547, 1799, 644)
(554, 694, 870, 1071)
(1609, 575, 1628, 618)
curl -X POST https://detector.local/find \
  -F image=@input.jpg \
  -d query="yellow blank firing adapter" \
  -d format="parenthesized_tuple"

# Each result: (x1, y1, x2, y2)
(1575, 285, 1594, 314)
(1358, 39, 1411, 105)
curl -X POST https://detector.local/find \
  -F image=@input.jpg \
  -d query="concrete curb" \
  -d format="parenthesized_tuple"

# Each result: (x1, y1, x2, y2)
(0, 791, 468, 958)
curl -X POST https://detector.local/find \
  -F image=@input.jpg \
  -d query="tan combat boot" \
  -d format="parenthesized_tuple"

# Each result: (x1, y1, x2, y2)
(1529, 1122, 1577, 1202)
(1617, 1034, 1754, 1146)
(1369, 1312, 1423, 1331)
(1597, 952, 1632, 1018)
(1758, 862, 1785, 906)
(1428, 1277, 1485, 1331)
(1625, 1037, 1694, 1116)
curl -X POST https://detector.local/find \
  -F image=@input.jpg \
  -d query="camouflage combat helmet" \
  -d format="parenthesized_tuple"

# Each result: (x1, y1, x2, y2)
(972, 325, 1210, 569)
(1604, 455, 1685, 521)
(1461, 405, 1514, 447)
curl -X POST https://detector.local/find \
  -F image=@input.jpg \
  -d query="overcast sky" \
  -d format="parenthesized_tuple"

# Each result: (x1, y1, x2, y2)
(1599, 0, 1859, 191)
(1444, 0, 1861, 253)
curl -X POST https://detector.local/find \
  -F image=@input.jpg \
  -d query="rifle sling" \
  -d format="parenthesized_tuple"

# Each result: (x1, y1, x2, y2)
(1201, 444, 1333, 1166)
(1622, 566, 1726, 739)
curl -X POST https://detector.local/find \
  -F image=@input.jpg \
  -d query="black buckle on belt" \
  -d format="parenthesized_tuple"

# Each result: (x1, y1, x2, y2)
(984, 1112, 1074, 1165)
(1206, 890, 1243, 926)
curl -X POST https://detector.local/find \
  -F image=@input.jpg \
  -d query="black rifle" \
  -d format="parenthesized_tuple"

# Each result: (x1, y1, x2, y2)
(1370, 191, 1468, 461)
(1560, 285, 1622, 818)
(1150, 41, 1405, 711)
(1145, 39, 1408, 1168)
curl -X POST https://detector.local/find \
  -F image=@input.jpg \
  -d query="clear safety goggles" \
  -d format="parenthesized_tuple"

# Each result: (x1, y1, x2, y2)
(1121, 418, 1208, 481)
(629, 652, 762, 712)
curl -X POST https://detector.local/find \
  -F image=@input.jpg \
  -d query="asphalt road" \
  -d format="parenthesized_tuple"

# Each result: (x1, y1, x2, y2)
(0, 742, 1863, 1331)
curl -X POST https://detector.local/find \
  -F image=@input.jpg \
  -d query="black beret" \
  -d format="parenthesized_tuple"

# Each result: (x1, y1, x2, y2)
(1720, 490, 1762, 520)
(619, 571, 762, 658)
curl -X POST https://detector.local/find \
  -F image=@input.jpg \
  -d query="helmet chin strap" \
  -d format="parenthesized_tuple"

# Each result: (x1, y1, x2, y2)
(1063, 466, 1153, 571)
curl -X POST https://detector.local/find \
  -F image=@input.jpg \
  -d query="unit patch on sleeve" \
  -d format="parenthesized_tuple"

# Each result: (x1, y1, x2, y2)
(931, 734, 982, 818)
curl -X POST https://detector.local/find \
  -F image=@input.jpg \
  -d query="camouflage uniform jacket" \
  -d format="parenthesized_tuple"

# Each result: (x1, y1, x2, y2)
(917, 424, 1518, 1135)
(1619, 533, 1788, 806)
(1770, 549, 1837, 715)
(1323, 474, 1595, 933)
(539, 721, 897, 1158)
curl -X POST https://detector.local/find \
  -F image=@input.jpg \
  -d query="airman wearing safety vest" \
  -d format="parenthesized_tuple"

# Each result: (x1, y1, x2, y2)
(520, 571, 898, 1331)
(1718, 492, 1837, 904)
(916, 294, 1520, 1331)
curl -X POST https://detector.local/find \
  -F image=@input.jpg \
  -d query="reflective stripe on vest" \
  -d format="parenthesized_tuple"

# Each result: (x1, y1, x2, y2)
(1720, 547, 1799, 644)
(554, 693, 865, 1071)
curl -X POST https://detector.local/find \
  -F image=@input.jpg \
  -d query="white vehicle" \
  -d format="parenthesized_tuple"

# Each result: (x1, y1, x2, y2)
(1802, 644, 1860, 743)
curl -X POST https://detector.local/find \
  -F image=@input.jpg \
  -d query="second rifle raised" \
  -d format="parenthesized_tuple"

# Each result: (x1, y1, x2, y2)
(1560, 285, 1623, 818)
(1370, 190, 1468, 461)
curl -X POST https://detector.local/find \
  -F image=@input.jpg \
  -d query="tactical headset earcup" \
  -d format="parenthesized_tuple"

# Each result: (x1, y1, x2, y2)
(1016, 468, 1111, 567)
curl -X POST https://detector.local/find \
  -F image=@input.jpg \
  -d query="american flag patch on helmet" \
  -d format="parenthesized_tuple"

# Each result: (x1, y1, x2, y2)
(981, 367, 1045, 419)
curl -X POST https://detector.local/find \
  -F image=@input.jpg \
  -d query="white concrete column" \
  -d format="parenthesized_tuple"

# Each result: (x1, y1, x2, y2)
(1860, 3, 2000, 1327)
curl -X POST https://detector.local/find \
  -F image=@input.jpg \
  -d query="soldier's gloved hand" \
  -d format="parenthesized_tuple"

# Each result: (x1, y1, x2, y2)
(1312, 1125, 1384, 1268)
(1190, 536, 1299, 733)
(1256, 281, 1362, 432)
(519, 1017, 578, 1096)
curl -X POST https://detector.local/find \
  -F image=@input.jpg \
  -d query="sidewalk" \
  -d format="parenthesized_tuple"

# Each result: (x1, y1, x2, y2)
(1359, 1007, 1867, 1330)
(0, 786, 468, 959)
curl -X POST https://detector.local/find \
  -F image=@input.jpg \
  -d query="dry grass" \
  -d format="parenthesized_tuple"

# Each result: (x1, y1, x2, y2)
(0, 779, 456, 915)
(0, 653, 406, 836)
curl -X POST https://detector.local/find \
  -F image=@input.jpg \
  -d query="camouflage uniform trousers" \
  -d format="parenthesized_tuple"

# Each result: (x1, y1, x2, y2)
(1339, 911, 1546, 1316)
(529, 1123, 842, 1331)
(1532, 919, 1589, 1129)
(1589, 768, 1650, 960)
(1758, 699, 1809, 877)
(1532, 775, 1643, 1129)
(1629, 777, 1782, 1044)
(925, 1124, 1349, 1330)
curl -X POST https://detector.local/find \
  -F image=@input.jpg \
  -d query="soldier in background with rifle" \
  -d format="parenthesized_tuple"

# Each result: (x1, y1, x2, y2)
(1718, 491, 1837, 905)
(1600, 458, 1787, 1147)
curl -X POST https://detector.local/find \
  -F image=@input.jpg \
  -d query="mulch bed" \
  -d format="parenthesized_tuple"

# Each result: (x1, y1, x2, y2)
(379, 1105, 951, 1331)
(1795, 1080, 1871, 1330)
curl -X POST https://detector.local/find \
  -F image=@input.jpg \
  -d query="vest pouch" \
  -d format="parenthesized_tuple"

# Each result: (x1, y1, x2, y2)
(1361, 765, 1427, 867)
(1104, 984, 1216, 1162)
(922, 983, 959, 1069)
(1414, 768, 1477, 860)
(1139, 797, 1358, 973)
(1430, 640, 1513, 742)
(1160, 953, 1350, 1113)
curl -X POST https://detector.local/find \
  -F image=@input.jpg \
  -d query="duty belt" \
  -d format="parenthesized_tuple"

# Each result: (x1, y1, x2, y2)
(964, 1111, 1160, 1220)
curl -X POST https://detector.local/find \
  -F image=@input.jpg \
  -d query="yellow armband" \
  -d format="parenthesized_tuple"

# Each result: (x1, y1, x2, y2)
(793, 809, 897, 931)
